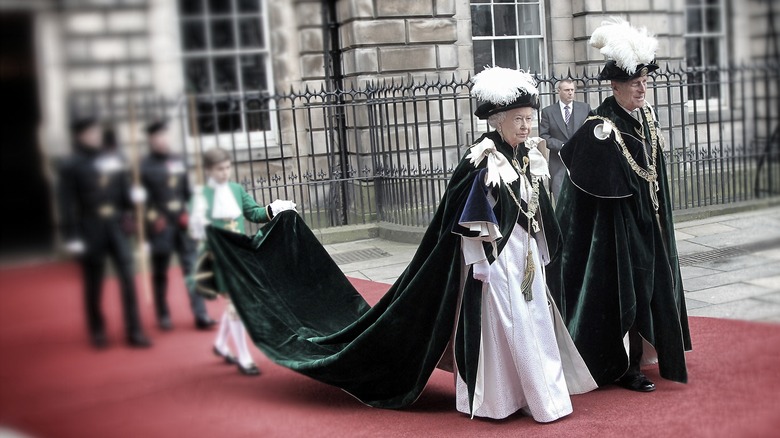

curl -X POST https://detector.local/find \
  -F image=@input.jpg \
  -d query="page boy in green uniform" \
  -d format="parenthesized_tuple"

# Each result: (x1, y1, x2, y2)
(189, 147, 296, 376)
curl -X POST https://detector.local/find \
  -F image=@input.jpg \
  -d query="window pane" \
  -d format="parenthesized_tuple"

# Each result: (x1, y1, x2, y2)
(686, 0, 702, 5)
(686, 37, 702, 67)
(241, 54, 267, 90)
(471, 5, 493, 37)
(181, 20, 206, 51)
(208, 0, 231, 14)
(239, 18, 264, 48)
(184, 58, 210, 93)
(494, 5, 517, 36)
(517, 38, 541, 73)
(494, 39, 517, 70)
(214, 99, 242, 132)
(517, 4, 540, 36)
(473, 40, 493, 72)
(704, 36, 720, 67)
(704, 6, 721, 32)
(197, 100, 216, 134)
(238, 0, 260, 13)
(706, 70, 720, 98)
(212, 57, 238, 92)
(210, 19, 235, 49)
(686, 6, 702, 33)
(687, 72, 704, 100)
(179, 0, 203, 16)
(246, 98, 271, 132)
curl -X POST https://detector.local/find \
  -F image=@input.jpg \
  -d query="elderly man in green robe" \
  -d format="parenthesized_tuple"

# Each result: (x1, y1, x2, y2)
(549, 17, 692, 392)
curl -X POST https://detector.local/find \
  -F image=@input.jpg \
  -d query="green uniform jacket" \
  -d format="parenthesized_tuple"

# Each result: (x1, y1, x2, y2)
(205, 130, 560, 412)
(190, 182, 270, 297)
(548, 96, 692, 386)
(200, 181, 270, 234)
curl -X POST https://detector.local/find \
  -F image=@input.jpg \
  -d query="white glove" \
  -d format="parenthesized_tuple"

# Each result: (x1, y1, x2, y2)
(269, 199, 297, 216)
(472, 259, 491, 284)
(188, 213, 209, 241)
(130, 186, 147, 203)
(65, 240, 85, 255)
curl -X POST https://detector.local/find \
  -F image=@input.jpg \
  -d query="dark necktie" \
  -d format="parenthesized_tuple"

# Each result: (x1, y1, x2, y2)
(564, 104, 571, 125)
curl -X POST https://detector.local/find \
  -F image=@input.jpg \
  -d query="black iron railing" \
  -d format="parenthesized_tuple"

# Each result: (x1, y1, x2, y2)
(70, 62, 779, 232)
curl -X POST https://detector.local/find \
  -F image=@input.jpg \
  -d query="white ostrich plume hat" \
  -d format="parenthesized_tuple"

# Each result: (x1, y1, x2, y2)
(471, 66, 540, 119)
(589, 17, 658, 77)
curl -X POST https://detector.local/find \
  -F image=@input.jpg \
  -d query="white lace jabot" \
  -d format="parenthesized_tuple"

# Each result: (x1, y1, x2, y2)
(208, 177, 242, 220)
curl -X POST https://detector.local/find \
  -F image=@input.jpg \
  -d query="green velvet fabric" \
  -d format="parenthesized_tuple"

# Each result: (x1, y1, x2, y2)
(206, 131, 559, 410)
(548, 97, 692, 386)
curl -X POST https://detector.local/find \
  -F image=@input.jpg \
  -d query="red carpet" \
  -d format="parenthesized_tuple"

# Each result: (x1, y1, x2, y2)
(1, 262, 779, 438)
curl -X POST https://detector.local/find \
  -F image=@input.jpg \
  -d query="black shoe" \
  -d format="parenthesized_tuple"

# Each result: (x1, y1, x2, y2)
(213, 346, 237, 365)
(90, 332, 109, 349)
(195, 316, 217, 330)
(127, 332, 152, 348)
(617, 373, 656, 392)
(238, 363, 261, 376)
(158, 316, 173, 331)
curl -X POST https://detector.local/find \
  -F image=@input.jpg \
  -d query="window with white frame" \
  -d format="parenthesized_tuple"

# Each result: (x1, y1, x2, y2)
(178, 0, 273, 135)
(684, 0, 726, 100)
(470, 0, 546, 74)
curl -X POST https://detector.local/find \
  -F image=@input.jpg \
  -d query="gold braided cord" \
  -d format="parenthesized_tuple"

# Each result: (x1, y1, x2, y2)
(586, 104, 659, 185)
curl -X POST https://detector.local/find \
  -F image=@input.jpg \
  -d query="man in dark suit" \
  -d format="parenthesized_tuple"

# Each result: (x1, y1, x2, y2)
(539, 79, 591, 200)
(141, 120, 215, 331)
(59, 117, 151, 348)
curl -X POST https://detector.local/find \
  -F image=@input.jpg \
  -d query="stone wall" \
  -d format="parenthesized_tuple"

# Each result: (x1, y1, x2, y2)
(336, 0, 471, 87)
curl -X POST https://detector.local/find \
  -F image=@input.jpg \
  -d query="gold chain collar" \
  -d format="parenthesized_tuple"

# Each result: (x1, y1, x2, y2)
(586, 104, 658, 184)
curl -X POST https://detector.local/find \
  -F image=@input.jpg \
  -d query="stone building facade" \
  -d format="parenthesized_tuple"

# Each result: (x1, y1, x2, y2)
(0, 0, 776, 248)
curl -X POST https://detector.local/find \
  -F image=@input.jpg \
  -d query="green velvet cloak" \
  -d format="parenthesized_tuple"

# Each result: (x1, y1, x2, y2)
(206, 131, 559, 410)
(548, 96, 692, 386)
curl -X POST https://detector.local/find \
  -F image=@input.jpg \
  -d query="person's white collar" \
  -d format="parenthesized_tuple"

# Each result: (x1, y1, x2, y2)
(208, 177, 242, 219)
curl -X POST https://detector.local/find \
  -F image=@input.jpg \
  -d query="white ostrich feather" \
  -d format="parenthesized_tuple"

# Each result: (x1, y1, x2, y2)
(471, 66, 538, 105)
(589, 17, 658, 75)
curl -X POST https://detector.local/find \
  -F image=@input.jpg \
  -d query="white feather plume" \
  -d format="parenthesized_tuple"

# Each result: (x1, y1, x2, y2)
(471, 66, 538, 105)
(589, 17, 658, 75)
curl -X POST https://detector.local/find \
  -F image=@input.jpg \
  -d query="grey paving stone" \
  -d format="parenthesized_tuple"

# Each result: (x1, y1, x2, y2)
(690, 255, 778, 272)
(680, 265, 725, 279)
(753, 291, 780, 304)
(684, 298, 711, 310)
(747, 275, 780, 290)
(687, 298, 780, 321)
(678, 223, 738, 237)
(683, 262, 780, 291)
(675, 240, 716, 256)
(685, 283, 775, 304)
(675, 230, 695, 241)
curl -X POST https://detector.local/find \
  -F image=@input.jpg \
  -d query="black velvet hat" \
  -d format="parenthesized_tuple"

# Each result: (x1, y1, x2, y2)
(471, 67, 540, 120)
(597, 60, 659, 81)
(70, 116, 99, 134)
(145, 119, 169, 135)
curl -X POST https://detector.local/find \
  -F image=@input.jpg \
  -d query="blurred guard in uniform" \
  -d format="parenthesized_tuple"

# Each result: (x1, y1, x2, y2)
(58, 117, 151, 348)
(141, 120, 216, 331)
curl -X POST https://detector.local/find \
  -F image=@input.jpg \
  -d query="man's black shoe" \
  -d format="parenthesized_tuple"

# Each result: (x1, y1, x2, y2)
(91, 332, 108, 349)
(617, 373, 656, 392)
(127, 332, 152, 348)
(238, 363, 261, 376)
(158, 316, 173, 331)
(195, 316, 217, 330)
(212, 346, 238, 364)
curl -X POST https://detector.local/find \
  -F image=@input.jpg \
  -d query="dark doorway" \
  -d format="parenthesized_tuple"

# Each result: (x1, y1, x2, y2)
(0, 12, 53, 256)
